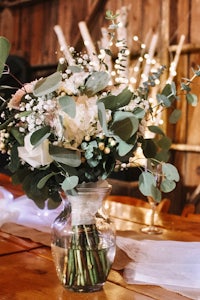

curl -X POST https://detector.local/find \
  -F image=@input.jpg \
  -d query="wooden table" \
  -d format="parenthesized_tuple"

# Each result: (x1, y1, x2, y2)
(0, 200, 199, 300)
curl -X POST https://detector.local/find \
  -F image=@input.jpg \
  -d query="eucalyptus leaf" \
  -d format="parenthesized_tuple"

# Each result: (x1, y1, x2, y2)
(116, 138, 133, 156)
(160, 178, 176, 193)
(10, 127, 24, 145)
(111, 111, 139, 141)
(22, 172, 50, 206)
(169, 109, 181, 124)
(157, 136, 172, 150)
(30, 126, 51, 147)
(133, 107, 145, 119)
(186, 93, 198, 106)
(161, 83, 175, 102)
(195, 68, 200, 76)
(0, 116, 15, 130)
(61, 175, 79, 191)
(156, 94, 171, 107)
(155, 150, 170, 163)
(37, 172, 56, 189)
(8, 144, 21, 172)
(138, 171, 156, 196)
(59, 95, 76, 117)
(181, 82, 191, 92)
(151, 185, 162, 202)
(142, 139, 157, 158)
(68, 65, 82, 73)
(85, 71, 110, 96)
(170, 81, 177, 96)
(148, 125, 165, 136)
(162, 163, 180, 181)
(98, 87, 133, 110)
(49, 145, 81, 167)
(0, 36, 10, 78)
(47, 197, 61, 209)
(33, 71, 62, 97)
(97, 102, 109, 135)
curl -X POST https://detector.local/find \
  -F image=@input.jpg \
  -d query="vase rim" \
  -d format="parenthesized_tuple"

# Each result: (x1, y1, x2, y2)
(76, 184, 112, 193)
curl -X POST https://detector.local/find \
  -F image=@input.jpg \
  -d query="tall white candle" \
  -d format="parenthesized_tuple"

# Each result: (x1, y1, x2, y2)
(78, 21, 99, 69)
(54, 25, 75, 66)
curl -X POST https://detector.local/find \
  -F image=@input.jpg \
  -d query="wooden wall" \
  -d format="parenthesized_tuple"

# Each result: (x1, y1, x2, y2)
(1, 0, 200, 212)
(0, 0, 163, 71)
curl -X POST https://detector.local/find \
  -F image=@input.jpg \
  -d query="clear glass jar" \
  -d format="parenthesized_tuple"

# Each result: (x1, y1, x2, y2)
(51, 181, 116, 292)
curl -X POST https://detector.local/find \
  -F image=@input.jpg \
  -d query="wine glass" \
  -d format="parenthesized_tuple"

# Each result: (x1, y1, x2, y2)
(141, 196, 163, 234)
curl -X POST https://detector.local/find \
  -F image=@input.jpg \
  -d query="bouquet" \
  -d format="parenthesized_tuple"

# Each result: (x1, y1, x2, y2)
(0, 11, 198, 209)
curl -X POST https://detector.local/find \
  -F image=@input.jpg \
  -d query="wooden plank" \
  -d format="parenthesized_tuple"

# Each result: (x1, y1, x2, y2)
(0, 230, 41, 255)
(0, 8, 14, 42)
(169, 43, 200, 53)
(0, 250, 153, 300)
(183, 0, 200, 186)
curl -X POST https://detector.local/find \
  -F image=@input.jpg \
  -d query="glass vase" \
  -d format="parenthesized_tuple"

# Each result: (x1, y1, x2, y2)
(51, 181, 116, 293)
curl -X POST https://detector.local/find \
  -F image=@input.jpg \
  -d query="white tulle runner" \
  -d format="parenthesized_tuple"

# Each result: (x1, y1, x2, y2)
(116, 236, 200, 299)
(0, 188, 62, 232)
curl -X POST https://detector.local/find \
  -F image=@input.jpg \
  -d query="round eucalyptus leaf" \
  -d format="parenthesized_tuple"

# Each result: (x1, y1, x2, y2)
(162, 163, 180, 181)
(186, 93, 198, 107)
(155, 149, 170, 163)
(151, 185, 162, 202)
(116, 139, 133, 156)
(157, 136, 172, 150)
(160, 178, 176, 193)
(156, 94, 171, 107)
(61, 175, 79, 191)
(169, 109, 181, 124)
(111, 113, 139, 141)
(85, 71, 110, 96)
(142, 139, 157, 158)
(138, 171, 156, 196)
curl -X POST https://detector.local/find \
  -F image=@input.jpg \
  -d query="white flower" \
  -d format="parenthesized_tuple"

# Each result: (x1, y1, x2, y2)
(60, 72, 89, 95)
(18, 133, 53, 168)
(59, 95, 99, 147)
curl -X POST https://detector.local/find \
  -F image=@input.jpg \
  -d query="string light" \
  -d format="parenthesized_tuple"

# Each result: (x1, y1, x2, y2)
(133, 35, 139, 41)
(84, 40, 89, 46)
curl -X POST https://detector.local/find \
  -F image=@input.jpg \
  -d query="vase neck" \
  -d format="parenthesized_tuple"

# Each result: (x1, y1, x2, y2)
(66, 182, 111, 226)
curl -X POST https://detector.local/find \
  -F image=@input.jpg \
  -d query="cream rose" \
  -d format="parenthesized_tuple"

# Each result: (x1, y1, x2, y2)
(60, 95, 99, 147)
(18, 133, 53, 168)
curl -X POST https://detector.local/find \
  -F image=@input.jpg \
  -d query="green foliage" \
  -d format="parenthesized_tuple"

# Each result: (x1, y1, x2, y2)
(84, 71, 110, 96)
(33, 71, 62, 97)
(139, 162, 180, 202)
(0, 37, 10, 77)
(30, 126, 51, 147)
(98, 87, 133, 110)
(59, 95, 76, 117)
(49, 145, 81, 167)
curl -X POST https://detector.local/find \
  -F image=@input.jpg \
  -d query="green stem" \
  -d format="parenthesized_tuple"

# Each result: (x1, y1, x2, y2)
(64, 224, 109, 288)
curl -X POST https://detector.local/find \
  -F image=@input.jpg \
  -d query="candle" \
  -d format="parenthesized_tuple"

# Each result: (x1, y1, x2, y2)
(54, 25, 75, 66)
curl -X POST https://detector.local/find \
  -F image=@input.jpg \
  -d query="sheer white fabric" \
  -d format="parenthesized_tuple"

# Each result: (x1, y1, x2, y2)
(116, 236, 200, 299)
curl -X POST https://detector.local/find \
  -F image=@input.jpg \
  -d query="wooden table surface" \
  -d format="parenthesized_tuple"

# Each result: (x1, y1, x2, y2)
(0, 199, 200, 300)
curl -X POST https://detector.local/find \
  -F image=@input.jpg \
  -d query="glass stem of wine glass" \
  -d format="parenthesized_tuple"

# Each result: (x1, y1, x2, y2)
(150, 202, 156, 229)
